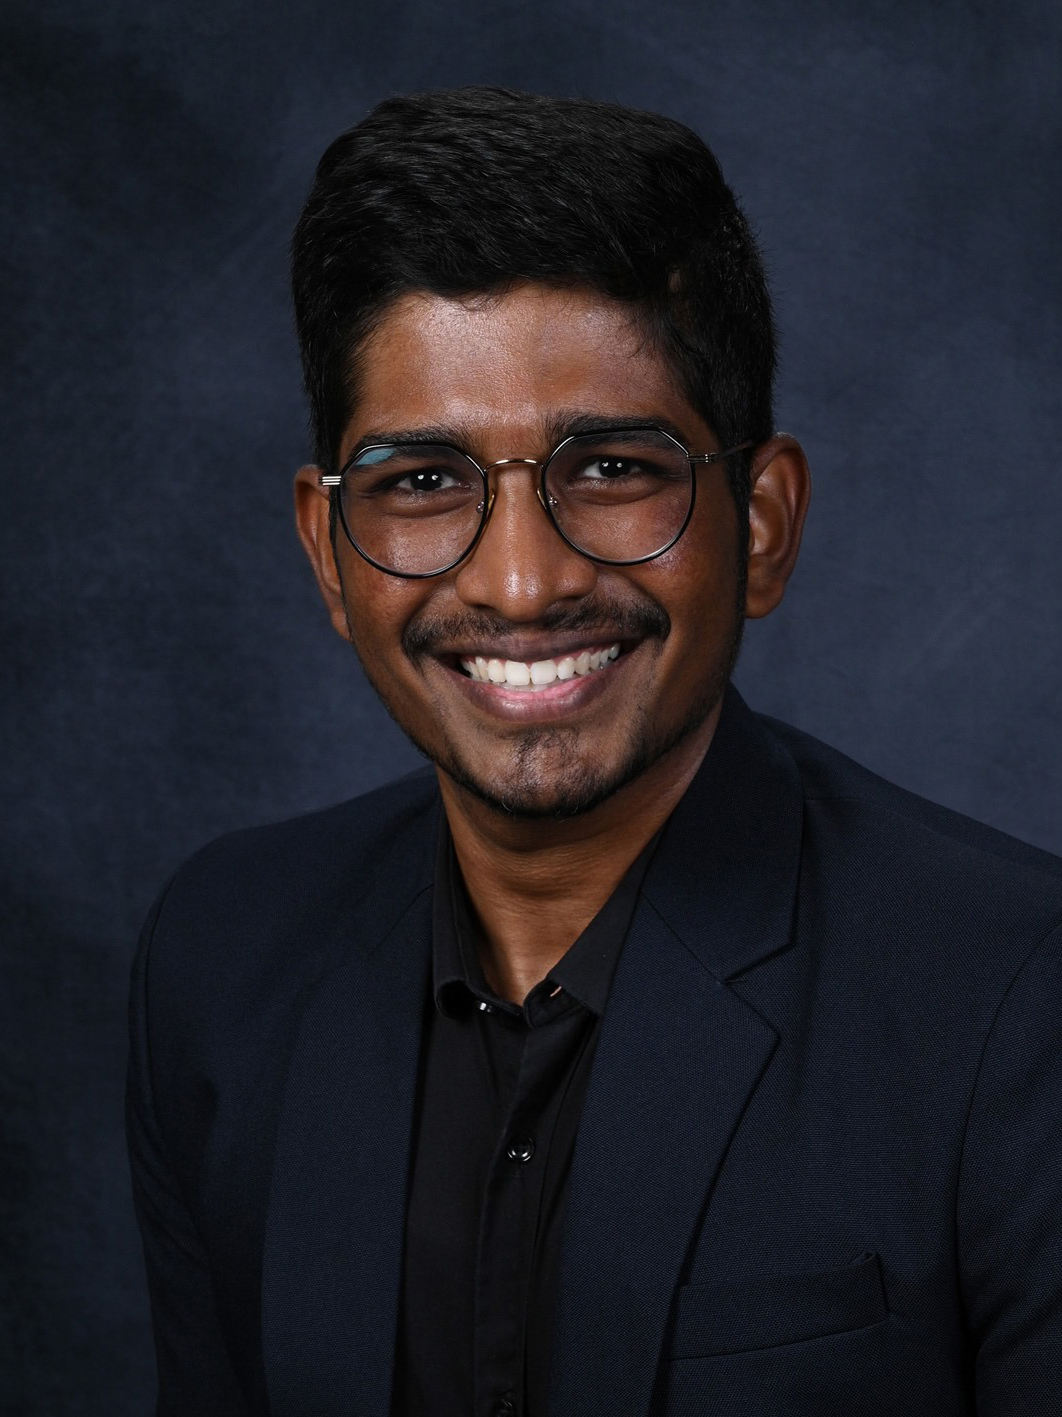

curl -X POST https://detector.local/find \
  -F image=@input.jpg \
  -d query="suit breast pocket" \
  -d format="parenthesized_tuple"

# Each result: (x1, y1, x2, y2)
(669, 1252, 888, 1359)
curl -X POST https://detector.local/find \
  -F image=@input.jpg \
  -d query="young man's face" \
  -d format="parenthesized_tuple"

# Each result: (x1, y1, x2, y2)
(301, 283, 752, 819)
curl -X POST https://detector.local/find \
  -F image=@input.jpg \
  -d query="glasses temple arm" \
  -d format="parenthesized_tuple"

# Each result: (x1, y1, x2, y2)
(688, 440, 755, 466)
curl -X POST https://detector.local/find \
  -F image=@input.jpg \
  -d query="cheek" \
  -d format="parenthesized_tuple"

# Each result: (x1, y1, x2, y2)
(339, 560, 421, 665)
(685, 497, 742, 601)
(635, 520, 741, 637)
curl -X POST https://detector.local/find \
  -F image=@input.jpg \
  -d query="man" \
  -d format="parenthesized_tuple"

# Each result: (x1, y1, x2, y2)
(127, 88, 1062, 1416)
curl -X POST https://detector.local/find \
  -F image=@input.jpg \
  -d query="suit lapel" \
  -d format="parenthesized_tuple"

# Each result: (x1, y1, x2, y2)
(262, 797, 437, 1417)
(550, 690, 804, 1416)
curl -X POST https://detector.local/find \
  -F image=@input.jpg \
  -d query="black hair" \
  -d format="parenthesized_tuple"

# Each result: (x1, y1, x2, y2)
(291, 86, 775, 518)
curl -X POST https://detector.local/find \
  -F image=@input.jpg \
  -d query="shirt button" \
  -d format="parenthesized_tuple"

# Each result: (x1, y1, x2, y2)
(493, 1398, 516, 1417)
(506, 1135, 535, 1163)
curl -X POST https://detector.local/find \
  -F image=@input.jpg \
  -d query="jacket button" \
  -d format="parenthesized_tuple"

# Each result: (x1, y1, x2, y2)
(506, 1135, 535, 1163)
(493, 1399, 516, 1417)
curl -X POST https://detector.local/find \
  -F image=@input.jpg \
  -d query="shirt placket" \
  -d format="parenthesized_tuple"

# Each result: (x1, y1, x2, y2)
(473, 1005, 584, 1417)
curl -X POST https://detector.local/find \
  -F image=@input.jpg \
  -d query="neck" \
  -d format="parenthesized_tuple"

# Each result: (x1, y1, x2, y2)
(437, 705, 721, 1004)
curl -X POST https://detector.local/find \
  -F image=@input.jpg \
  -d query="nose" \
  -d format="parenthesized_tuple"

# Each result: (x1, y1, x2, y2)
(453, 461, 598, 620)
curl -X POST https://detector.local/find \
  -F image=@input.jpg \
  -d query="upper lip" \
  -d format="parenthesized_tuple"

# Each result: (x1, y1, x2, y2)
(437, 634, 632, 663)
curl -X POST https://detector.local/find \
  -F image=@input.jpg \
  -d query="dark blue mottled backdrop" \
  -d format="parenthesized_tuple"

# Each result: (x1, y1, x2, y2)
(2, 0, 1059, 1409)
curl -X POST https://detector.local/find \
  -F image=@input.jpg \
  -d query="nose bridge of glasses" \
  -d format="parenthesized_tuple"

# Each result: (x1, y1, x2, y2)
(477, 456, 553, 517)
(481, 455, 543, 475)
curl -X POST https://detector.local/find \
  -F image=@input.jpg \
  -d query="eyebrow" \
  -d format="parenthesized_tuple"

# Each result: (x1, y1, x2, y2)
(345, 410, 698, 464)
(545, 411, 694, 448)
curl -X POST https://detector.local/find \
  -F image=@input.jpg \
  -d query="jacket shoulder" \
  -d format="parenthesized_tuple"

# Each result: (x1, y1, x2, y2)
(747, 713, 1062, 1082)
(758, 712, 1062, 982)
(761, 713, 1062, 881)
(140, 767, 439, 997)
(167, 766, 438, 900)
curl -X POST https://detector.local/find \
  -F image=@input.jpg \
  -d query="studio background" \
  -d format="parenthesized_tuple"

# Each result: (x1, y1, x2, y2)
(2, 0, 1059, 1411)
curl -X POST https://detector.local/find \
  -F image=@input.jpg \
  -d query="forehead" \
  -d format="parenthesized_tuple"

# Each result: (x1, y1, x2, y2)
(343, 283, 710, 459)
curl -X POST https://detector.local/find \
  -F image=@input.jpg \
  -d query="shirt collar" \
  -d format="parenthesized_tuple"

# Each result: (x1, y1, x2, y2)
(432, 818, 659, 1023)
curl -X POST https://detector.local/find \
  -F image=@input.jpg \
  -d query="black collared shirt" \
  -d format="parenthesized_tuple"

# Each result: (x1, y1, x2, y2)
(391, 825, 657, 1417)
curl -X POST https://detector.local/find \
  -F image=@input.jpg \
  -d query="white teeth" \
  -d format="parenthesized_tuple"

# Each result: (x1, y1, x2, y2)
(459, 643, 622, 687)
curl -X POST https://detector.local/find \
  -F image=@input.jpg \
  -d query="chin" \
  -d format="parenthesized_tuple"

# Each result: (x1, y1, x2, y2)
(441, 758, 638, 821)
(425, 704, 721, 822)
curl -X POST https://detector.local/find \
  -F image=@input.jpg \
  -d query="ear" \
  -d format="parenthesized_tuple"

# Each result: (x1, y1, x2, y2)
(293, 465, 351, 641)
(744, 434, 811, 620)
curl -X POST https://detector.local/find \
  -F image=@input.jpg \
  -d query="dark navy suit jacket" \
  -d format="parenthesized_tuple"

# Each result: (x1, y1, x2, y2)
(127, 689, 1062, 1415)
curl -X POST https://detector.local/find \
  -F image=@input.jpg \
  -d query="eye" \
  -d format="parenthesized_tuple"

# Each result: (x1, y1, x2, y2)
(393, 467, 466, 494)
(548, 438, 689, 510)
(577, 456, 643, 481)
(345, 445, 480, 503)
(563, 453, 675, 491)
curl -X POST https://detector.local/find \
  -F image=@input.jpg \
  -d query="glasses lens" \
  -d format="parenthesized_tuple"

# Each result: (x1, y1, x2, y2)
(544, 431, 693, 562)
(340, 444, 485, 575)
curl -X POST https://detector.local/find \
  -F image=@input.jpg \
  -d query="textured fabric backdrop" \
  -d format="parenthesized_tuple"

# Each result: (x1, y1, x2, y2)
(2, 0, 1060, 1410)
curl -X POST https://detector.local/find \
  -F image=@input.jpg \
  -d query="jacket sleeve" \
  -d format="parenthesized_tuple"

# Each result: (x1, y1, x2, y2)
(126, 890, 251, 1416)
(958, 922, 1062, 1415)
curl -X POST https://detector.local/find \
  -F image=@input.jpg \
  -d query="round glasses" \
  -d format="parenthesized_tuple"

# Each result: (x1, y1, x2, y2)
(319, 426, 753, 579)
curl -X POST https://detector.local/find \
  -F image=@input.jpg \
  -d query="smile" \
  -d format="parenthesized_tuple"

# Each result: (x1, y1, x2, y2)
(458, 643, 622, 691)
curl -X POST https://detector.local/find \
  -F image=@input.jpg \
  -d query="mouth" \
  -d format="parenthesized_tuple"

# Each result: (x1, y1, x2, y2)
(454, 642, 623, 691)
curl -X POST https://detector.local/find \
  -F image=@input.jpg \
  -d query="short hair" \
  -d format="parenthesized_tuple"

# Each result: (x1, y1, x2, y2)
(291, 86, 775, 516)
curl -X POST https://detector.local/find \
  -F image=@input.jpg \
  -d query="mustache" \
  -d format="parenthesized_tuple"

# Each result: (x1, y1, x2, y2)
(402, 598, 671, 658)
